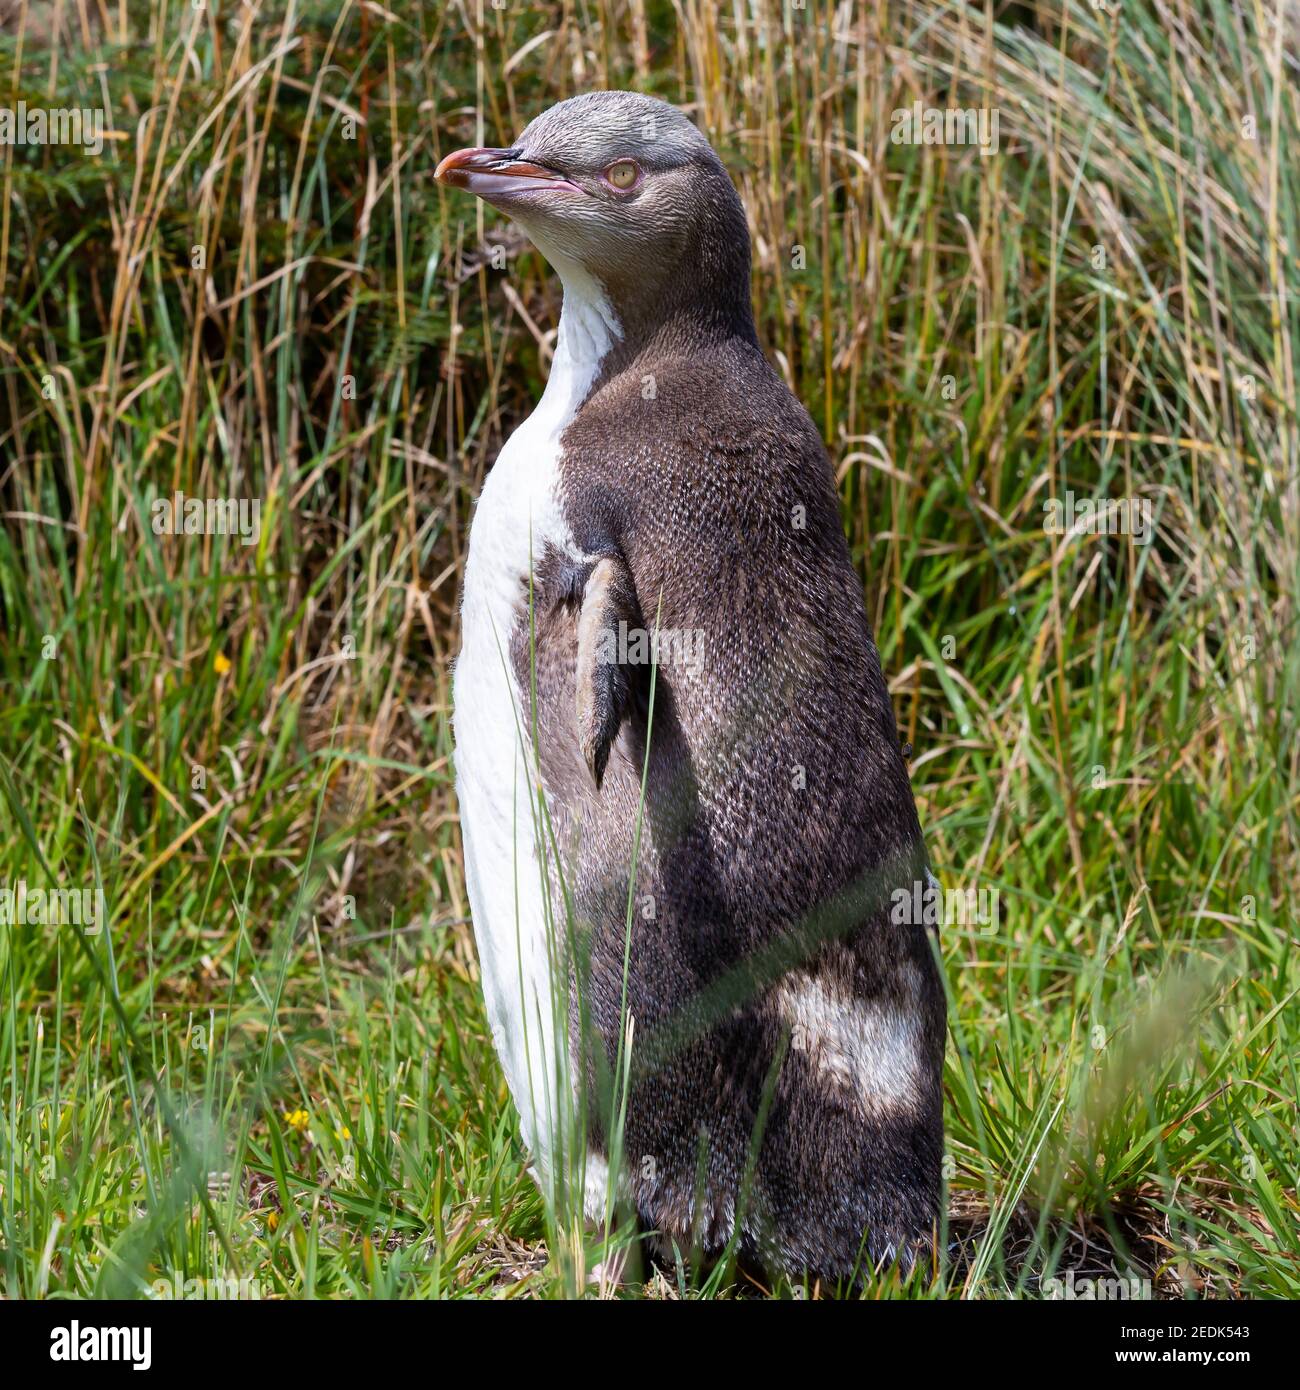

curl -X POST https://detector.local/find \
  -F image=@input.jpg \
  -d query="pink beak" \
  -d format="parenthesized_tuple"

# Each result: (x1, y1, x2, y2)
(434, 146, 582, 201)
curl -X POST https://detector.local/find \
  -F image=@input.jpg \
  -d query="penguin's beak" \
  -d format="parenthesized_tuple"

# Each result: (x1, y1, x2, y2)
(434, 147, 582, 202)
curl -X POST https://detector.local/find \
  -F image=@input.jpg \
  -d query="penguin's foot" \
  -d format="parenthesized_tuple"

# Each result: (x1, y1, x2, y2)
(587, 1245, 629, 1297)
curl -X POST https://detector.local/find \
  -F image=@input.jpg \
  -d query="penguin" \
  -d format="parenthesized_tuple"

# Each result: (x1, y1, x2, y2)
(436, 90, 945, 1285)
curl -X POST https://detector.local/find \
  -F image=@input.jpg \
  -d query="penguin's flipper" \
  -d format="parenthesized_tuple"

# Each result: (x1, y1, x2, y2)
(574, 554, 639, 790)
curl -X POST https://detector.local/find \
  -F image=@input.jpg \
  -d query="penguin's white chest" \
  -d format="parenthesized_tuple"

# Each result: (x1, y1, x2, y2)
(452, 261, 618, 1185)
(452, 419, 569, 1169)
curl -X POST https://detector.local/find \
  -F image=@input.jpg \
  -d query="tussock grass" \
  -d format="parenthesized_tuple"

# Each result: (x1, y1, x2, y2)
(0, 0, 1295, 1297)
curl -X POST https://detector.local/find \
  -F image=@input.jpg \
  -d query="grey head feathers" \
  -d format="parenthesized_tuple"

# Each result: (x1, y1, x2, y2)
(438, 90, 757, 353)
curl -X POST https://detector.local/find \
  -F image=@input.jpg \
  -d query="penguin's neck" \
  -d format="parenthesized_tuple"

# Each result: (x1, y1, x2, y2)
(601, 188, 759, 365)
(528, 244, 621, 436)
(529, 226, 756, 421)
(547, 265, 753, 404)
(520, 238, 617, 425)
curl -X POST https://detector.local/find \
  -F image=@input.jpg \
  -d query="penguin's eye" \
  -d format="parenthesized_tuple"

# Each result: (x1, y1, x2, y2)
(603, 160, 640, 190)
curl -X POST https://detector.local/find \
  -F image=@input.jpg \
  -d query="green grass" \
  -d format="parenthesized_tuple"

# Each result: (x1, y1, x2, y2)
(0, 0, 1296, 1298)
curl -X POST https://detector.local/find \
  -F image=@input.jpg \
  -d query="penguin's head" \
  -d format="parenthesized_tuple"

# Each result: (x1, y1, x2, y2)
(436, 91, 754, 342)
